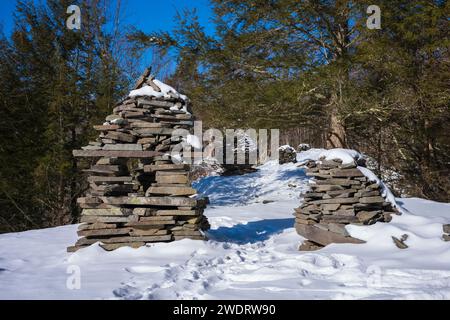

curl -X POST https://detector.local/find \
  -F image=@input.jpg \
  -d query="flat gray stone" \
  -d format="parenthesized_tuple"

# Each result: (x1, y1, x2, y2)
(357, 211, 381, 223)
(329, 209, 355, 216)
(146, 186, 196, 196)
(103, 144, 142, 151)
(310, 197, 360, 205)
(77, 228, 132, 238)
(313, 185, 345, 192)
(392, 236, 408, 249)
(295, 224, 365, 246)
(100, 235, 173, 244)
(330, 168, 364, 178)
(339, 162, 357, 169)
(298, 240, 324, 251)
(327, 223, 350, 237)
(327, 189, 357, 196)
(321, 215, 359, 224)
(321, 203, 341, 211)
(361, 190, 381, 197)
(359, 196, 385, 204)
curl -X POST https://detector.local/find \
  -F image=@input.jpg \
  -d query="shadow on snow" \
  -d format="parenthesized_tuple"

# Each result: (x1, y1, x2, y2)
(207, 218, 295, 244)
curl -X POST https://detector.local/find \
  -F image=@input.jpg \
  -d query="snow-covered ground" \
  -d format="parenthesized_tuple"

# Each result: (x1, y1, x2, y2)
(0, 150, 449, 300)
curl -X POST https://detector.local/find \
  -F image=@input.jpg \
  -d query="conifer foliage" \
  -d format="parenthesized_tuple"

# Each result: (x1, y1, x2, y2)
(0, 1, 448, 233)
(0, 0, 131, 232)
(133, 0, 449, 201)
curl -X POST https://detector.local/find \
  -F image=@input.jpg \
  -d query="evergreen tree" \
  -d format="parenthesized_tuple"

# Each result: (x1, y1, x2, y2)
(134, 0, 449, 200)
(0, 0, 131, 231)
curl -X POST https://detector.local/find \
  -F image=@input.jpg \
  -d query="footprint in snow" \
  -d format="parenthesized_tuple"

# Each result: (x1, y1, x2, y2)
(125, 265, 166, 274)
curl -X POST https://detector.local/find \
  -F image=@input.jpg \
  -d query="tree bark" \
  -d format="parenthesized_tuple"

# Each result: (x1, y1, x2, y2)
(326, 104, 347, 148)
(324, 7, 351, 149)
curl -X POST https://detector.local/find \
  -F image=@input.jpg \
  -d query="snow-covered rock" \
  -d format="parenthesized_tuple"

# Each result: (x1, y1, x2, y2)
(298, 148, 400, 212)
(129, 79, 187, 102)
(297, 143, 311, 151)
(278, 145, 297, 164)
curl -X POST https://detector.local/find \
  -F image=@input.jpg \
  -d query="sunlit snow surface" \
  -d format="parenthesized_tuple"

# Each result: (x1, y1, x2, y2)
(0, 151, 449, 300)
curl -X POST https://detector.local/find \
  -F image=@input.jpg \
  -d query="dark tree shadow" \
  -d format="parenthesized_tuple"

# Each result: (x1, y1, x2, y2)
(207, 218, 295, 244)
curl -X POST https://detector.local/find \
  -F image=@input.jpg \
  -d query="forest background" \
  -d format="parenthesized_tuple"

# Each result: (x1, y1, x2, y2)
(0, 0, 448, 232)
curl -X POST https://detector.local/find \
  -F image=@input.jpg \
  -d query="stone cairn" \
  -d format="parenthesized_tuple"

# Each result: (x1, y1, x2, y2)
(295, 157, 398, 251)
(68, 68, 210, 252)
(278, 145, 297, 164)
(297, 143, 311, 152)
(443, 224, 450, 242)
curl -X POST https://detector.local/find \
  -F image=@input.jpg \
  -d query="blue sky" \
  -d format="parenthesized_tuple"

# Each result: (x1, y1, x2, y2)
(0, 0, 215, 36)
(0, 0, 215, 77)
(0, 1, 17, 35)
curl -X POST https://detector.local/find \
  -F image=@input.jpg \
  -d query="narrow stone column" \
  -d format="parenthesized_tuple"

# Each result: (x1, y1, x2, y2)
(68, 70, 209, 252)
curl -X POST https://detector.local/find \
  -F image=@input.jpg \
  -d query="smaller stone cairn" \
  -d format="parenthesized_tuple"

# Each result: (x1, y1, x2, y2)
(222, 133, 258, 175)
(279, 145, 297, 164)
(295, 155, 399, 251)
(297, 143, 311, 152)
(443, 224, 450, 242)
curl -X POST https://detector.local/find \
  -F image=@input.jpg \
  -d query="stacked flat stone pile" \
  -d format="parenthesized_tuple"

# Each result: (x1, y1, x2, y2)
(279, 145, 297, 164)
(443, 225, 450, 242)
(68, 68, 209, 252)
(295, 157, 399, 251)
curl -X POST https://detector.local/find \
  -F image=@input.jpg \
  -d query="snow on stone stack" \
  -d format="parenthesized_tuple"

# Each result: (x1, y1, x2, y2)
(297, 143, 311, 152)
(68, 68, 210, 252)
(295, 150, 399, 251)
(279, 145, 297, 164)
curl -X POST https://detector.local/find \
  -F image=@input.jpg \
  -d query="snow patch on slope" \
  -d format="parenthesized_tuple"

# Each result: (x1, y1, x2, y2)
(193, 160, 309, 206)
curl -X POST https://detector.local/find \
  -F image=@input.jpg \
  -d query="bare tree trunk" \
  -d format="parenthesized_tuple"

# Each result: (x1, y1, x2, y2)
(326, 106, 346, 148)
(70, 127, 79, 224)
(326, 83, 347, 149)
(325, 10, 350, 150)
